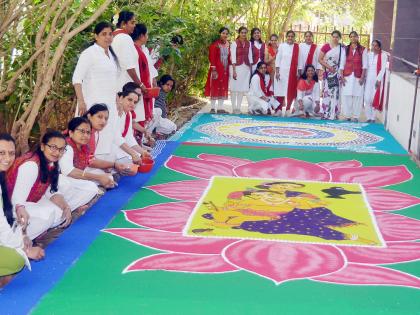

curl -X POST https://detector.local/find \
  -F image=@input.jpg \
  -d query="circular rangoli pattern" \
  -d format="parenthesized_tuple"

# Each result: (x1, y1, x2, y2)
(196, 121, 382, 147)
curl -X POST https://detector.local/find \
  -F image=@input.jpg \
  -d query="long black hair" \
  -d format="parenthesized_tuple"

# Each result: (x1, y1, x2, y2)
(0, 133, 15, 226)
(35, 130, 66, 194)
(83, 103, 109, 118)
(300, 64, 319, 82)
(250, 27, 262, 43)
(346, 31, 362, 56)
(116, 11, 135, 28)
(131, 23, 147, 41)
(158, 74, 176, 91)
(372, 39, 382, 49)
(93, 21, 119, 66)
(251, 61, 266, 78)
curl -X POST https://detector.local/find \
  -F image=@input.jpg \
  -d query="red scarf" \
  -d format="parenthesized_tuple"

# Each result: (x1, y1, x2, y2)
(372, 52, 385, 111)
(66, 137, 90, 170)
(297, 79, 316, 91)
(113, 29, 129, 36)
(89, 130, 98, 154)
(287, 43, 299, 106)
(268, 45, 276, 58)
(306, 44, 317, 66)
(258, 72, 273, 97)
(122, 112, 131, 137)
(6, 153, 51, 203)
(134, 43, 153, 121)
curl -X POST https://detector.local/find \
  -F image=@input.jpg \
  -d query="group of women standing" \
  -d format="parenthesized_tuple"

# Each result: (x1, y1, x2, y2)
(205, 27, 387, 122)
(0, 10, 179, 282)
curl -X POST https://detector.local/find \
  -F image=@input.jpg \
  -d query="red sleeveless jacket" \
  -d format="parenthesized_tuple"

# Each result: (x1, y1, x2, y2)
(343, 46, 365, 78)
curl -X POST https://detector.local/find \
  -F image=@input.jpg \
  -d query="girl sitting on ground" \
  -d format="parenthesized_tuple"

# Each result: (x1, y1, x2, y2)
(0, 134, 44, 286)
(151, 75, 177, 138)
(247, 62, 280, 115)
(60, 117, 116, 189)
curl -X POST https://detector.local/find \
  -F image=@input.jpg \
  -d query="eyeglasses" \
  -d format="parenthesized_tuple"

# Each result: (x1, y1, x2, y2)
(75, 128, 92, 135)
(45, 144, 67, 154)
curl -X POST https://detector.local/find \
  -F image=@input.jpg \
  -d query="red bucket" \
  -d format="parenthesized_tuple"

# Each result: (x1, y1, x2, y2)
(145, 87, 160, 98)
(138, 157, 155, 173)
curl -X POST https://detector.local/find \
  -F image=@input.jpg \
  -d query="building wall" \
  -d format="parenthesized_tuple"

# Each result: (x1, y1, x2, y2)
(386, 72, 420, 155)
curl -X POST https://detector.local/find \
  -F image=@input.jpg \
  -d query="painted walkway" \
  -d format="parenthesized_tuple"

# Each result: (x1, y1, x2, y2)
(1, 115, 420, 315)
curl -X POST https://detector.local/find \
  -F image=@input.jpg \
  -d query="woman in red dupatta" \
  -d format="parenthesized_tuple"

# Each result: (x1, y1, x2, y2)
(364, 39, 387, 123)
(61, 117, 115, 189)
(204, 27, 230, 114)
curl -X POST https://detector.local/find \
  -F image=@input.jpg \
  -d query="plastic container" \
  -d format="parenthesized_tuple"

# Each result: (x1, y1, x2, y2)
(145, 87, 160, 98)
(138, 157, 155, 173)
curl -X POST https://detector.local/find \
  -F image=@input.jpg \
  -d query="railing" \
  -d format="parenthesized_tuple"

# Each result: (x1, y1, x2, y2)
(280, 24, 371, 48)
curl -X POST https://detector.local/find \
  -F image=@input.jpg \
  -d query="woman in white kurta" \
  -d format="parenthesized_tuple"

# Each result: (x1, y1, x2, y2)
(298, 31, 321, 74)
(248, 62, 279, 115)
(115, 90, 150, 162)
(73, 22, 120, 159)
(111, 11, 145, 122)
(7, 132, 89, 240)
(60, 117, 115, 190)
(292, 65, 321, 118)
(341, 31, 368, 122)
(230, 26, 253, 114)
(318, 30, 346, 120)
(0, 134, 44, 278)
(364, 40, 387, 123)
(274, 30, 300, 116)
(83, 104, 138, 177)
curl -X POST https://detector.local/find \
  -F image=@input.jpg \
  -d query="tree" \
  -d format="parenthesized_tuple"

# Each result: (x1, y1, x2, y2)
(1, 0, 112, 153)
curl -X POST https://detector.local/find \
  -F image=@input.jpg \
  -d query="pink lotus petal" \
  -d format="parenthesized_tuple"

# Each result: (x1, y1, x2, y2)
(234, 158, 331, 181)
(103, 228, 235, 254)
(124, 202, 195, 232)
(223, 241, 345, 284)
(166, 156, 235, 179)
(330, 166, 412, 187)
(124, 253, 238, 273)
(340, 242, 420, 265)
(147, 180, 209, 201)
(375, 212, 420, 241)
(197, 154, 252, 167)
(312, 263, 420, 289)
(318, 160, 362, 169)
(365, 188, 420, 211)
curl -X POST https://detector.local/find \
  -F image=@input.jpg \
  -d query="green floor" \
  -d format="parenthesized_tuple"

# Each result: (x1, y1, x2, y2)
(32, 144, 420, 315)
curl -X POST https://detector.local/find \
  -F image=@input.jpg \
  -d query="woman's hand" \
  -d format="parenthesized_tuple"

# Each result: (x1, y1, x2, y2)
(232, 70, 237, 80)
(276, 71, 280, 81)
(60, 205, 72, 228)
(115, 162, 136, 176)
(16, 205, 29, 232)
(25, 246, 45, 261)
(78, 100, 87, 116)
(211, 70, 218, 80)
(98, 174, 115, 188)
(375, 80, 381, 89)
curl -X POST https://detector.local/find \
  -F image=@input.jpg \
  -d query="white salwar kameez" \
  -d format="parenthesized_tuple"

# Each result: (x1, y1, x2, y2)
(298, 43, 321, 70)
(114, 111, 137, 162)
(341, 48, 368, 120)
(11, 162, 94, 240)
(229, 41, 252, 113)
(0, 187, 30, 267)
(247, 74, 279, 114)
(59, 146, 103, 196)
(293, 81, 320, 117)
(274, 43, 298, 98)
(364, 51, 387, 121)
(72, 44, 120, 156)
(147, 108, 177, 135)
(112, 32, 145, 122)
